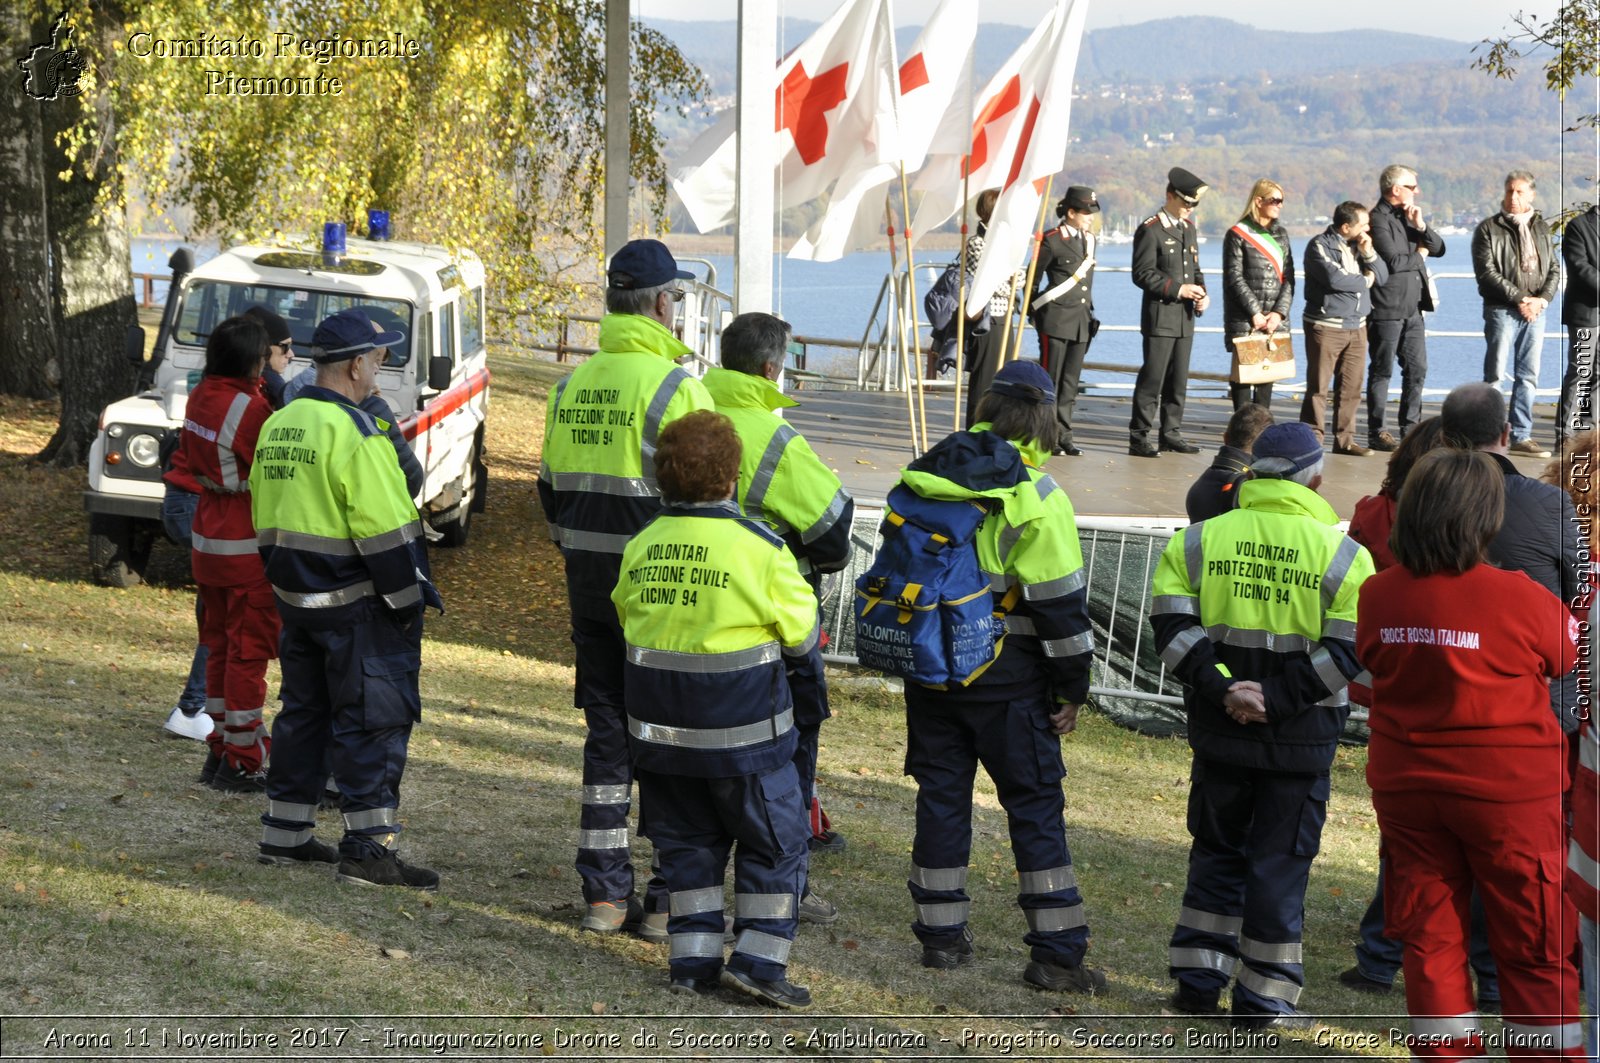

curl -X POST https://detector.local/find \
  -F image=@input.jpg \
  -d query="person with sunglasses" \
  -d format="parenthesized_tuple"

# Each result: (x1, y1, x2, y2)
(243, 305, 297, 410)
(1222, 180, 1296, 412)
(1366, 165, 1446, 453)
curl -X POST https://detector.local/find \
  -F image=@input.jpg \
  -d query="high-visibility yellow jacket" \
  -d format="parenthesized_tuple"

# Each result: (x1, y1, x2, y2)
(538, 313, 713, 618)
(1150, 477, 1373, 771)
(250, 385, 439, 628)
(702, 366, 853, 579)
(613, 502, 819, 778)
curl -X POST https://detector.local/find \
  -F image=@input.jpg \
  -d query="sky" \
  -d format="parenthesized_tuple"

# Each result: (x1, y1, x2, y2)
(639, 0, 1524, 43)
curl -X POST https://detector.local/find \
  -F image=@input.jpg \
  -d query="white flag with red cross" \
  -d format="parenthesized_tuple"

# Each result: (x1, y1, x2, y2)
(962, 0, 1089, 318)
(671, 0, 899, 252)
(789, 0, 978, 260)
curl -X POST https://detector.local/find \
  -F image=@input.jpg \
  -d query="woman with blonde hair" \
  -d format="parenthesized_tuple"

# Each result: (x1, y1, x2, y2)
(1222, 179, 1295, 411)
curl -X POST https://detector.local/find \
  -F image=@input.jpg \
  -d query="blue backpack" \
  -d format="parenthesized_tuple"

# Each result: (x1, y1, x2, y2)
(854, 483, 1013, 687)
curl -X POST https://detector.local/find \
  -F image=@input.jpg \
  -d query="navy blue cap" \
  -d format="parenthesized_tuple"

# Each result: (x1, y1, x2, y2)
(311, 308, 405, 363)
(607, 239, 694, 291)
(987, 360, 1054, 405)
(1252, 422, 1323, 473)
(242, 305, 291, 345)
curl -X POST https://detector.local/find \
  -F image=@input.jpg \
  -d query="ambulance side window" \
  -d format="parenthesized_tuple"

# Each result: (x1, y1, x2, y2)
(461, 287, 484, 354)
(440, 302, 457, 366)
(413, 311, 433, 386)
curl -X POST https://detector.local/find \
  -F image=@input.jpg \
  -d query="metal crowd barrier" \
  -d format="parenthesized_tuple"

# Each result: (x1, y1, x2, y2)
(822, 508, 1369, 739)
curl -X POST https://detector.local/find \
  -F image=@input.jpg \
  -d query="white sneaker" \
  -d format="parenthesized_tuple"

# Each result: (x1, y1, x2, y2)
(162, 706, 213, 741)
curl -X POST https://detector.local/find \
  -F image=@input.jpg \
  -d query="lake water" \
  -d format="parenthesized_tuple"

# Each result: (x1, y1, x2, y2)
(694, 243, 1572, 397)
(134, 235, 1571, 397)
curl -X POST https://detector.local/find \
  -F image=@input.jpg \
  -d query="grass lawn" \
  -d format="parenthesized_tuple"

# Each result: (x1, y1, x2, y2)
(0, 354, 1430, 1058)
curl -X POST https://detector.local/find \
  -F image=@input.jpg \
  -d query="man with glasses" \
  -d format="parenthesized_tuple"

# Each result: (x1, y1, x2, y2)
(538, 239, 713, 936)
(1366, 166, 1446, 452)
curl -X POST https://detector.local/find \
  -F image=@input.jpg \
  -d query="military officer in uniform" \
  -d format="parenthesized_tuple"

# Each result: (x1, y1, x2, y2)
(1129, 167, 1211, 458)
(1150, 421, 1373, 1026)
(1029, 186, 1101, 457)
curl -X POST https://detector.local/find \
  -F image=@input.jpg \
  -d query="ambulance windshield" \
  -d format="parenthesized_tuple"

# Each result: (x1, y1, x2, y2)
(175, 282, 415, 366)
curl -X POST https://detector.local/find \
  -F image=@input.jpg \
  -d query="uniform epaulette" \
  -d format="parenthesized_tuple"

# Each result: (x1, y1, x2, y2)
(735, 516, 786, 548)
(1143, 216, 1159, 226)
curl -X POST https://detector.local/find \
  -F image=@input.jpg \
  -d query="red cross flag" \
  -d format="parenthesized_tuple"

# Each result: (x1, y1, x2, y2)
(788, 0, 977, 260)
(962, 0, 1088, 318)
(671, 0, 899, 256)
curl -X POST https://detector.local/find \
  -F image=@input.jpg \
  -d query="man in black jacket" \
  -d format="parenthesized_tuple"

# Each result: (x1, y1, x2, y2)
(1128, 167, 1210, 458)
(1472, 171, 1562, 457)
(1367, 165, 1446, 451)
(1558, 204, 1600, 447)
(1030, 186, 1101, 456)
(1185, 404, 1273, 522)
(1441, 383, 1583, 734)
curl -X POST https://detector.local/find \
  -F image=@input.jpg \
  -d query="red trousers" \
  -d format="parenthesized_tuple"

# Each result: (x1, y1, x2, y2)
(1374, 789, 1583, 1061)
(198, 580, 279, 771)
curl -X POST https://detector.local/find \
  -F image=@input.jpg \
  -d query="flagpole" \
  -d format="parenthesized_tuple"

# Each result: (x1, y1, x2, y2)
(1011, 177, 1056, 363)
(953, 167, 971, 432)
(885, 199, 922, 456)
(897, 166, 931, 451)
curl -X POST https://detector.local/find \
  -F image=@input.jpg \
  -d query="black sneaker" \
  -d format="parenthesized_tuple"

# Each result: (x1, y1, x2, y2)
(720, 967, 812, 1009)
(207, 761, 267, 793)
(1337, 965, 1393, 994)
(921, 927, 975, 969)
(1023, 959, 1109, 994)
(668, 976, 719, 997)
(258, 837, 338, 866)
(336, 851, 440, 892)
(197, 750, 221, 785)
(1168, 984, 1223, 1016)
(808, 829, 847, 854)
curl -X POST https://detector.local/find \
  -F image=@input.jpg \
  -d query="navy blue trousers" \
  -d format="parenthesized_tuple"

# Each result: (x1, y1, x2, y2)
(571, 611, 668, 909)
(903, 687, 1090, 966)
(261, 607, 420, 859)
(637, 763, 809, 983)
(1169, 757, 1328, 1015)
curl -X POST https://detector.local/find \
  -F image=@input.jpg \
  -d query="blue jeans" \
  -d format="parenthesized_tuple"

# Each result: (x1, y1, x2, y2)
(1482, 305, 1547, 442)
(161, 485, 209, 714)
(1354, 859, 1499, 1001)
(1583, 914, 1598, 1062)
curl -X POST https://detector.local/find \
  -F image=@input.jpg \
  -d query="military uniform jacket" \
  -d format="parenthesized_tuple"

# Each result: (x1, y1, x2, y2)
(702, 366, 853, 577)
(538, 314, 714, 619)
(1132, 211, 1204, 338)
(612, 502, 820, 779)
(1029, 226, 1096, 343)
(1150, 478, 1374, 772)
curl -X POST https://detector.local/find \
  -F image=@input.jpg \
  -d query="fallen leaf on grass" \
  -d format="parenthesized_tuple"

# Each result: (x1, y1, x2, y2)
(380, 947, 411, 960)
(590, 1002, 606, 1015)
(841, 940, 859, 951)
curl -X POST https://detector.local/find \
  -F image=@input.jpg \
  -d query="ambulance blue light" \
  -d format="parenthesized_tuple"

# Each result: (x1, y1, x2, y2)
(367, 209, 391, 241)
(322, 221, 347, 267)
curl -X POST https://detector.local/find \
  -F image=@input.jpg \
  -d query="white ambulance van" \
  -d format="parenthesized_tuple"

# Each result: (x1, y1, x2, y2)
(85, 233, 490, 586)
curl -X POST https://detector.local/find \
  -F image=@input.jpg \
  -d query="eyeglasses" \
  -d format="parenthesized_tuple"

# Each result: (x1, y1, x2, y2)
(665, 289, 686, 302)
(1261, 197, 1284, 206)
(1401, 184, 1419, 191)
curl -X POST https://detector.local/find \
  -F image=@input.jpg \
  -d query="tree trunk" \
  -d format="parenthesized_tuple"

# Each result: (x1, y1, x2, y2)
(36, 21, 137, 468)
(0, 8, 59, 399)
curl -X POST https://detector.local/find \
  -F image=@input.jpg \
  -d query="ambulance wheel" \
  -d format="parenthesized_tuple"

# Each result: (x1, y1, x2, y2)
(436, 450, 476, 548)
(89, 513, 153, 588)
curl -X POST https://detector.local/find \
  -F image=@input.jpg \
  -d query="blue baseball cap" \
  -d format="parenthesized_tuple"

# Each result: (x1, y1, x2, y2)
(311, 308, 405, 363)
(1252, 422, 1324, 473)
(607, 239, 693, 291)
(987, 360, 1054, 406)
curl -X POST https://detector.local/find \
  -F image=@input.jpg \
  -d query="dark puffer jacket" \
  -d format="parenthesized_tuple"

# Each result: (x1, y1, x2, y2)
(1222, 219, 1295, 337)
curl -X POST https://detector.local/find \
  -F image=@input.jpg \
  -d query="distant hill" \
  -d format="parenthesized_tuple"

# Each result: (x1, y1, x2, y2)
(645, 16, 1475, 96)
